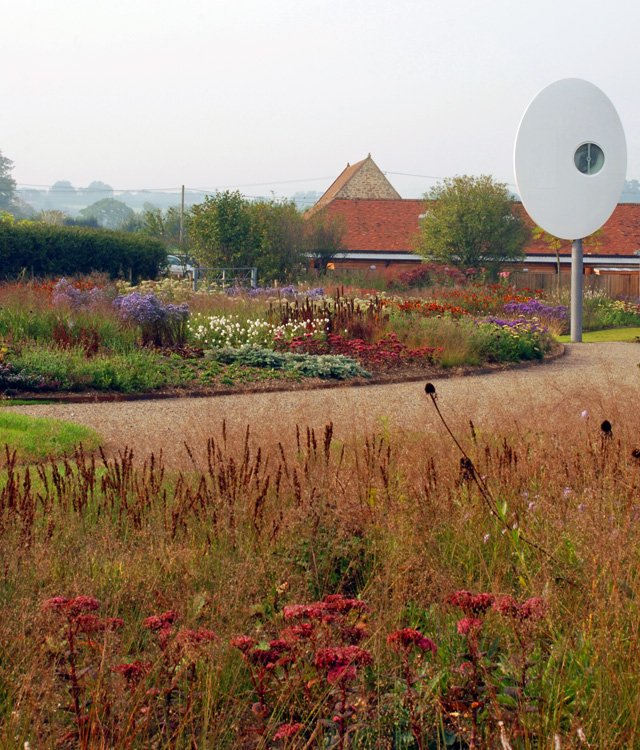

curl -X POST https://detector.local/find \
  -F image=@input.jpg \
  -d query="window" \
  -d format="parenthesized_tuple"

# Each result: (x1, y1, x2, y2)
(574, 143, 605, 175)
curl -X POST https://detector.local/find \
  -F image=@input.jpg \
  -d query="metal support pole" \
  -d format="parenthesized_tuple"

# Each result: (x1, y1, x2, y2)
(570, 237, 583, 343)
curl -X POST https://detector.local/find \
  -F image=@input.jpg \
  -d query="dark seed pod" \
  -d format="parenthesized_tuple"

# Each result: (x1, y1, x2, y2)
(600, 420, 612, 434)
(425, 382, 436, 395)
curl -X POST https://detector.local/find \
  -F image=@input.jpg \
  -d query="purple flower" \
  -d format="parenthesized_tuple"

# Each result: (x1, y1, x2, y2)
(52, 278, 104, 309)
(113, 293, 189, 346)
(503, 299, 568, 320)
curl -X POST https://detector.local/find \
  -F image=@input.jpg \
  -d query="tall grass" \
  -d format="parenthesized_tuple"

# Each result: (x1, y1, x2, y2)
(2, 388, 640, 747)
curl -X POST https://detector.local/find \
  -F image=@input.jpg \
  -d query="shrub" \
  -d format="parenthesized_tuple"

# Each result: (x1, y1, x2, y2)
(207, 344, 370, 379)
(472, 316, 551, 362)
(0, 221, 165, 281)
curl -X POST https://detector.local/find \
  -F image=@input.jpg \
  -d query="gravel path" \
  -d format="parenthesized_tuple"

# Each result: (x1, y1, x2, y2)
(5, 343, 640, 469)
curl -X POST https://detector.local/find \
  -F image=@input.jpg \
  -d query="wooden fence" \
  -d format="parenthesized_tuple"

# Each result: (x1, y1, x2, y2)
(510, 272, 640, 298)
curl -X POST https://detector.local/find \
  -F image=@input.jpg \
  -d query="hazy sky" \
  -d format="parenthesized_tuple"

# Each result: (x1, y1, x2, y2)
(2, 0, 638, 200)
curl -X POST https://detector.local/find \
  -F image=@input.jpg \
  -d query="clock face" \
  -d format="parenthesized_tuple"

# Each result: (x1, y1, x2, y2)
(574, 143, 605, 175)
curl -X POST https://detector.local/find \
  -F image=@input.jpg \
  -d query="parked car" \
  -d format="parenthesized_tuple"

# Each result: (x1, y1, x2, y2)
(166, 254, 197, 278)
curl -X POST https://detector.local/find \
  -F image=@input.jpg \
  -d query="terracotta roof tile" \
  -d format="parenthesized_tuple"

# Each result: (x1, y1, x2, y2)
(306, 160, 368, 217)
(306, 155, 401, 217)
(312, 199, 640, 257)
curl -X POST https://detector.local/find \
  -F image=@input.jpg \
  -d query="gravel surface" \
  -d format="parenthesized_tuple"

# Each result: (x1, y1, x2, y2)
(5, 342, 640, 469)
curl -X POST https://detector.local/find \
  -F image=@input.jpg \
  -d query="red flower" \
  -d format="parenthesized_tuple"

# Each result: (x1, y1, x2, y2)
(493, 595, 547, 621)
(273, 722, 304, 740)
(323, 594, 369, 615)
(387, 628, 437, 654)
(231, 635, 256, 652)
(446, 590, 494, 614)
(113, 660, 152, 684)
(142, 610, 178, 630)
(457, 618, 483, 636)
(43, 596, 100, 618)
(314, 645, 373, 683)
(283, 603, 326, 620)
(282, 623, 314, 641)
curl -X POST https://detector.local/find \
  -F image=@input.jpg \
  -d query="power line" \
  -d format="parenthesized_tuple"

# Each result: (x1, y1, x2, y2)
(16, 175, 338, 193)
(385, 171, 444, 180)
(385, 171, 518, 188)
(16, 170, 519, 194)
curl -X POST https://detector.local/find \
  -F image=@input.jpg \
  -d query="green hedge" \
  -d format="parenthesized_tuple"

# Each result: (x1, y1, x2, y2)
(0, 222, 165, 281)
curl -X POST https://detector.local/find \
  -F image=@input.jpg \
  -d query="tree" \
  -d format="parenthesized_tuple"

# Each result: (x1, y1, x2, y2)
(50, 180, 76, 195)
(304, 213, 346, 274)
(248, 198, 305, 281)
(415, 175, 529, 276)
(532, 225, 602, 276)
(79, 198, 135, 230)
(0, 149, 17, 211)
(49, 180, 77, 210)
(142, 205, 189, 250)
(189, 191, 253, 267)
(80, 181, 114, 203)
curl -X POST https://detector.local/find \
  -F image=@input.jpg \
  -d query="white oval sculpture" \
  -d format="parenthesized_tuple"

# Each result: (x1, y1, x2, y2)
(514, 78, 626, 240)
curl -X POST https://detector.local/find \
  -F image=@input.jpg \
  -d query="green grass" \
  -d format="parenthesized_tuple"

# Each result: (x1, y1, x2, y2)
(557, 327, 640, 342)
(0, 399, 55, 406)
(0, 411, 102, 463)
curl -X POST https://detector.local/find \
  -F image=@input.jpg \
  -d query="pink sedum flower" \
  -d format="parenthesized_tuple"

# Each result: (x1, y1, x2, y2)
(273, 722, 304, 741)
(457, 618, 483, 636)
(387, 628, 438, 654)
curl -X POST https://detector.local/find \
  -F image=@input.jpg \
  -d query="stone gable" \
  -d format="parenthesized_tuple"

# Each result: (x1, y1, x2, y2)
(306, 154, 401, 216)
(334, 155, 401, 200)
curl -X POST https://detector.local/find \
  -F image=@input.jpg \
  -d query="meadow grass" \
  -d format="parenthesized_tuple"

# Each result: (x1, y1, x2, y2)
(1, 387, 640, 748)
(0, 411, 102, 462)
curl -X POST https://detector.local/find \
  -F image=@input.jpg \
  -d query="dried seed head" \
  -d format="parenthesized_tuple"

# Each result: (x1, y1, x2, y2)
(425, 382, 436, 395)
(632, 448, 640, 460)
(601, 419, 612, 434)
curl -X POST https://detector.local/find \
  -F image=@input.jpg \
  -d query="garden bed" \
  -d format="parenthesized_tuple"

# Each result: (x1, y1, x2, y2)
(0, 341, 565, 404)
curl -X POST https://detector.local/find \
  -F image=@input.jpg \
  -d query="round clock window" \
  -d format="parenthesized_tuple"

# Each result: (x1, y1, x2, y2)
(574, 143, 605, 175)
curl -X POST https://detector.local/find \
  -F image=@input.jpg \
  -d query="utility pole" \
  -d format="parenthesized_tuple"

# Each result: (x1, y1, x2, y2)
(179, 185, 185, 250)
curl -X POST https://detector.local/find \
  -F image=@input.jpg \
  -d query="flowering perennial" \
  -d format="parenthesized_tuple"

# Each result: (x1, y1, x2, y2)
(113, 292, 189, 346)
(503, 298, 568, 320)
(190, 312, 328, 349)
(51, 277, 105, 308)
(280, 332, 442, 368)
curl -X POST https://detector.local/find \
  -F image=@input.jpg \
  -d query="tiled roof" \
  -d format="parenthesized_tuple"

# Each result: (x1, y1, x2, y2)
(313, 198, 640, 257)
(308, 160, 368, 216)
(306, 155, 401, 216)
(317, 199, 424, 252)
(521, 203, 640, 256)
